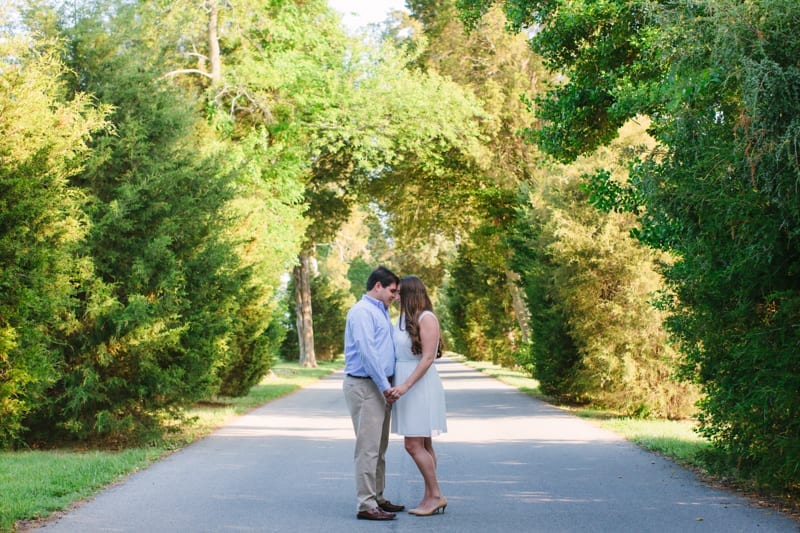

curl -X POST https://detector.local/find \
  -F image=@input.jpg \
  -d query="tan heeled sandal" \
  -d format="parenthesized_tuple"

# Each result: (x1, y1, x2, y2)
(408, 497, 447, 516)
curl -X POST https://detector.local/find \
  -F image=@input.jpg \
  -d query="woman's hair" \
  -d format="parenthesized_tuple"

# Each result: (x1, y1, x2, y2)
(399, 276, 439, 356)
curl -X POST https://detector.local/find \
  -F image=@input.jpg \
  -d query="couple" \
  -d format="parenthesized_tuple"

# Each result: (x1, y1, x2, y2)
(343, 266, 448, 521)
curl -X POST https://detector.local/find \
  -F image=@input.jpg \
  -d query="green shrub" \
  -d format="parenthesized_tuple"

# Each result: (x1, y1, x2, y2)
(445, 222, 524, 367)
(511, 175, 697, 418)
(0, 36, 107, 447)
(23, 39, 238, 444)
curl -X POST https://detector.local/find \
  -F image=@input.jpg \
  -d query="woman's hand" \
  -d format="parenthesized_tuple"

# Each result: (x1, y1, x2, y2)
(384, 384, 409, 403)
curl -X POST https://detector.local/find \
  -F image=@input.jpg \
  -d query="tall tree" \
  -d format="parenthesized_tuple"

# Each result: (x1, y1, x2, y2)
(510, 121, 698, 417)
(0, 27, 107, 446)
(292, 32, 488, 366)
(143, 0, 487, 367)
(459, 0, 800, 488)
(382, 0, 546, 359)
(31, 9, 245, 441)
(121, 0, 314, 369)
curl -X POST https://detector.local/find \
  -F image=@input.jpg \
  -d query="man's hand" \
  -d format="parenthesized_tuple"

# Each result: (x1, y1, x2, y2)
(384, 388, 397, 404)
(384, 385, 406, 404)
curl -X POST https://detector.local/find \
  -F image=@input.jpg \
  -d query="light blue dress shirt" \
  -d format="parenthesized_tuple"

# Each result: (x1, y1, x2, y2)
(344, 294, 396, 392)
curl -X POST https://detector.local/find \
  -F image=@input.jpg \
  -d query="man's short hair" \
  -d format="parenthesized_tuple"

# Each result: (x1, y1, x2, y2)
(366, 266, 399, 291)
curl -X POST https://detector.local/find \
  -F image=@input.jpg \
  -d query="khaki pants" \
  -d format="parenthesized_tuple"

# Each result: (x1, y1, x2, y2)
(343, 375, 392, 512)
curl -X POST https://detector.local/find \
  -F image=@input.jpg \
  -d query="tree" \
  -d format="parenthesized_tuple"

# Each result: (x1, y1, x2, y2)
(510, 121, 697, 417)
(145, 0, 488, 368)
(294, 32, 488, 366)
(445, 191, 524, 367)
(44, 26, 240, 441)
(459, 0, 800, 488)
(632, 0, 800, 486)
(14, 0, 276, 442)
(281, 273, 350, 363)
(113, 0, 313, 374)
(0, 27, 108, 446)
(381, 0, 546, 361)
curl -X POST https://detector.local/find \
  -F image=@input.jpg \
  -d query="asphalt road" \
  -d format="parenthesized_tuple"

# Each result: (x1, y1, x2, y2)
(35, 358, 798, 532)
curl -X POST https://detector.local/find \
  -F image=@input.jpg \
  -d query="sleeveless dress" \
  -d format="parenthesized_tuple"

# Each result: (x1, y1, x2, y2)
(391, 311, 447, 437)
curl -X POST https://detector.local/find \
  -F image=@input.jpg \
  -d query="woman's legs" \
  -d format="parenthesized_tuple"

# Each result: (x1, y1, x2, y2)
(423, 437, 437, 470)
(404, 436, 444, 510)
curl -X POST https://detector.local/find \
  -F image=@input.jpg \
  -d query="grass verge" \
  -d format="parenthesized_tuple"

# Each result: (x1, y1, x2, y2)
(1, 359, 342, 532)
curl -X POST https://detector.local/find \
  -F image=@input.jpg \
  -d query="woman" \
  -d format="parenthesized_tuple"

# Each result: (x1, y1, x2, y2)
(387, 275, 448, 516)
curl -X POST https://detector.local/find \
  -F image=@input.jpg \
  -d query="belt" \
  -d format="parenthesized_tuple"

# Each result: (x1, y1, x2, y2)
(346, 374, 394, 384)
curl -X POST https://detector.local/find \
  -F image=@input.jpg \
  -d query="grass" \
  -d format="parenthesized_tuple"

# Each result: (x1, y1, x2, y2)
(455, 356, 710, 469)
(0, 358, 342, 532)
(0, 448, 164, 531)
(571, 407, 710, 465)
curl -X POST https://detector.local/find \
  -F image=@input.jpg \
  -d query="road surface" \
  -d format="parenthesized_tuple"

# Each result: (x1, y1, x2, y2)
(35, 358, 798, 532)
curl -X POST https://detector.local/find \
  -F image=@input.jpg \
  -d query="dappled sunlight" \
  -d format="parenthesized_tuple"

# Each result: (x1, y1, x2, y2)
(504, 491, 606, 504)
(212, 416, 354, 440)
(210, 360, 622, 445)
(438, 416, 622, 444)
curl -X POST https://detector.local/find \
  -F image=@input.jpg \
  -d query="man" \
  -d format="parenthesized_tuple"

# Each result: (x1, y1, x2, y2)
(343, 266, 404, 521)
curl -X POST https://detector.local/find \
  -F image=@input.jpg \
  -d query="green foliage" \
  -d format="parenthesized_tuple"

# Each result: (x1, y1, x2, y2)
(458, 0, 664, 162)
(331, 38, 489, 251)
(508, 121, 697, 418)
(216, 303, 285, 397)
(16, 12, 243, 443)
(507, 201, 582, 399)
(445, 248, 522, 367)
(0, 0, 321, 444)
(0, 32, 108, 446)
(444, 190, 524, 367)
(511, 182, 697, 417)
(652, 0, 800, 489)
(468, 0, 800, 489)
(383, 0, 546, 361)
(281, 274, 349, 362)
(347, 258, 373, 300)
(383, 1, 545, 283)
(426, 0, 695, 418)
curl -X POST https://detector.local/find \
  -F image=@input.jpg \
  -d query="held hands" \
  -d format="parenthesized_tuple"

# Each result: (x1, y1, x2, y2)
(384, 384, 409, 404)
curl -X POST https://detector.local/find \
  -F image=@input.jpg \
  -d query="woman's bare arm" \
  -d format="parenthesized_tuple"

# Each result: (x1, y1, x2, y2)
(392, 313, 439, 397)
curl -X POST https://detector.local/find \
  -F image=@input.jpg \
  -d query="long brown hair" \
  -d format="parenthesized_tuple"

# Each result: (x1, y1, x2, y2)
(399, 276, 440, 356)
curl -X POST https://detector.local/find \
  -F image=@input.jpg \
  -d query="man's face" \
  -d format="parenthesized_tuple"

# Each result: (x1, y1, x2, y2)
(376, 282, 399, 309)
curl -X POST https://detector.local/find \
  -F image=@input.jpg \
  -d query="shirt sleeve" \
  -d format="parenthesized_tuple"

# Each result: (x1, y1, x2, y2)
(350, 306, 391, 392)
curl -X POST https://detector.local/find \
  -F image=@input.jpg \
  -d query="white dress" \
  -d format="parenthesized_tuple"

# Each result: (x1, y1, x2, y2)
(391, 311, 447, 437)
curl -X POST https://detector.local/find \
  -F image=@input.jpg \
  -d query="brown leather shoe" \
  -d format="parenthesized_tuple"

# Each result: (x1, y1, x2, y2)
(357, 508, 396, 521)
(378, 500, 405, 512)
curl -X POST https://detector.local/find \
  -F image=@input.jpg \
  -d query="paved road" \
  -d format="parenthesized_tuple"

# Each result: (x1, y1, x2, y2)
(36, 358, 798, 532)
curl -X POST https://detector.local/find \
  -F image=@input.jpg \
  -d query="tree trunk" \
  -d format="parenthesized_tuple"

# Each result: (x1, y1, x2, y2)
(207, 1, 222, 83)
(293, 251, 317, 367)
(506, 269, 530, 344)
